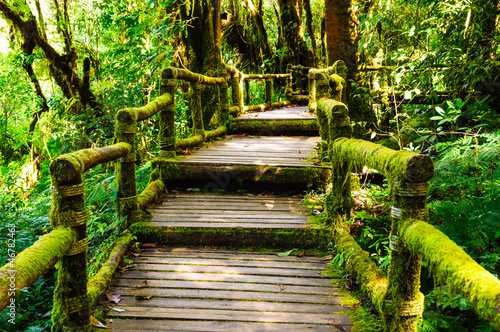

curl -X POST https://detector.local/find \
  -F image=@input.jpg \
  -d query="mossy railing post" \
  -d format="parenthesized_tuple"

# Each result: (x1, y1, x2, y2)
(232, 70, 244, 112)
(50, 172, 91, 331)
(383, 180, 429, 331)
(219, 71, 230, 125)
(265, 78, 272, 106)
(115, 110, 138, 228)
(159, 69, 177, 158)
(286, 63, 293, 100)
(191, 83, 205, 138)
(314, 73, 331, 158)
(244, 79, 250, 106)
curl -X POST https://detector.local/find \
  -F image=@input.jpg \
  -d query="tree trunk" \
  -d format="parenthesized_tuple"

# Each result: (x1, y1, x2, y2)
(179, 0, 224, 127)
(244, 0, 272, 63)
(277, 0, 315, 67)
(0, 0, 101, 114)
(303, 0, 318, 66)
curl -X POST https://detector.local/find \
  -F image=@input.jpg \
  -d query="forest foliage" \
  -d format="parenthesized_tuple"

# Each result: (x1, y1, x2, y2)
(0, 0, 499, 330)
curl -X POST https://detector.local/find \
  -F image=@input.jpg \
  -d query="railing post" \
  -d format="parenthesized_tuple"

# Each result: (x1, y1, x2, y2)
(50, 173, 91, 331)
(383, 180, 428, 331)
(191, 83, 205, 137)
(308, 69, 317, 114)
(219, 71, 230, 125)
(231, 71, 244, 112)
(286, 64, 293, 101)
(159, 70, 177, 158)
(115, 110, 138, 228)
(244, 79, 250, 106)
(265, 78, 272, 106)
(315, 73, 331, 158)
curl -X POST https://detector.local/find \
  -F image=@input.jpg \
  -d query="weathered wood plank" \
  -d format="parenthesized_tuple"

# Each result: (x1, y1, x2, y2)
(147, 217, 308, 224)
(107, 307, 351, 325)
(112, 279, 341, 295)
(109, 287, 344, 304)
(155, 204, 309, 212)
(107, 319, 351, 331)
(115, 296, 350, 313)
(146, 222, 310, 228)
(139, 251, 326, 262)
(131, 257, 326, 269)
(118, 271, 337, 286)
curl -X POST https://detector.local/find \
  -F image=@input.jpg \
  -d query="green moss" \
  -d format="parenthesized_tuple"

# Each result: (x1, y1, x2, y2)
(332, 138, 434, 182)
(137, 179, 166, 210)
(0, 228, 76, 311)
(130, 222, 329, 249)
(334, 232, 388, 314)
(400, 220, 500, 330)
(87, 232, 134, 305)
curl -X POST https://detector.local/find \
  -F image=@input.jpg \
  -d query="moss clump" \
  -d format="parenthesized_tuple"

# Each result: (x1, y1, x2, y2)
(137, 179, 166, 210)
(334, 232, 388, 314)
(400, 220, 500, 330)
(0, 228, 76, 311)
(332, 138, 434, 182)
(130, 222, 329, 249)
(87, 232, 133, 305)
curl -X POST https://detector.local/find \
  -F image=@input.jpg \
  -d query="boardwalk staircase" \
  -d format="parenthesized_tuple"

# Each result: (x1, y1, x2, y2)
(1, 62, 500, 332)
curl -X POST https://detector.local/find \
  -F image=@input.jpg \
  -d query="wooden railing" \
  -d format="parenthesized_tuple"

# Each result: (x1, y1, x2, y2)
(312, 60, 500, 331)
(0, 63, 306, 329)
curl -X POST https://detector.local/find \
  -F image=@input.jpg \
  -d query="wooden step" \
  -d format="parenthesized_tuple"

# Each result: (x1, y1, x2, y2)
(106, 248, 353, 331)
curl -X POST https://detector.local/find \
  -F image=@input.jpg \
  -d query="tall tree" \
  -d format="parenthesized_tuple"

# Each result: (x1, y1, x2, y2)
(0, 0, 101, 115)
(179, 0, 224, 126)
(277, 0, 315, 67)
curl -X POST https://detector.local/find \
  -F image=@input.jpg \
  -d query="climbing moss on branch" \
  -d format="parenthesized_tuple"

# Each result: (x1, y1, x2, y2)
(87, 232, 133, 305)
(137, 179, 165, 210)
(50, 143, 132, 182)
(400, 220, 500, 330)
(332, 138, 434, 182)
(0, 228, 76, 311)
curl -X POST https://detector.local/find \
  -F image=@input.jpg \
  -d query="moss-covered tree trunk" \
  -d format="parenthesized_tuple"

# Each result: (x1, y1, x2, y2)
(277, 0, 315, 67)
(324, 0, 375, 130)
(244, 0, 272, 64)
(179, 0, 223, 127)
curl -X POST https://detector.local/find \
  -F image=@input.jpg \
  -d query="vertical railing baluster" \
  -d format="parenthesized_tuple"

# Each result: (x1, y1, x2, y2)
(191, 83, 205, 138)
(265, 78, 272, 106)
(219, 69, 230, 125)
(314, 73, 330, 158)
(244, 79, 250, 106)
(384, 181, 427, 331)
(50, 173, 91, 331)
(231, 70, 244, 112)
(116, 110, 138, 228)
(160, 70, 177, 158)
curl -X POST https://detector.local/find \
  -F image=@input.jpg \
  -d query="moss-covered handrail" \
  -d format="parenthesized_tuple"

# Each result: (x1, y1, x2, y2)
(0, 227, 76, 312)
(162, 66, 226, 85)
(50, 142, 132, 182)
(401, 220, 500, 329)
(331, 138, 434, 182)
(243, 73, 292, 79)
(118, 93, 173, 122)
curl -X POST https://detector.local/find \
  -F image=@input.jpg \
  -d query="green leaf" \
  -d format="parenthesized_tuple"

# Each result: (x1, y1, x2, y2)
(123, 257, 133, 264)
(435, 107, 445, 116)
(277, 249, 294, 257)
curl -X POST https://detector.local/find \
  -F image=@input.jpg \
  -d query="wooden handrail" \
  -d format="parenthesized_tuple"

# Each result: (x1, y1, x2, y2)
(162, 66, 226, 85)
(50, 142, 132, 182)
(0, 228, 76, 312)
(118, 93, 173, 122)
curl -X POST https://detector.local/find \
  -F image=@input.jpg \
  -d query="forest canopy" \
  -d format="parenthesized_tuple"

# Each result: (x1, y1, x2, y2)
(0, 0, 499, 330)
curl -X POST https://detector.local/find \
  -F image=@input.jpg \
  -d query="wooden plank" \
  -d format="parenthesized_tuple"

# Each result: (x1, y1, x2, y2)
(155, 204, 309, 211)
(150, 209, 308, 215)
(177, 160, 318, 167)
(147, 217, 308, 224)
(115, 296, 350, 313)
(109, 287, 344, 304)
(107, 319, 351, 331)
(139, 251, 326, 263)
(131, 257, 326, 269)
(112, 279, 341, 295)
(118, 271, 337, 286)
(129, 264, 327, 277)
(159, 200, 306, 207)
(165, 195, 303, 202)
(144, 222, 309, 228)
(107, 307, 351, 325)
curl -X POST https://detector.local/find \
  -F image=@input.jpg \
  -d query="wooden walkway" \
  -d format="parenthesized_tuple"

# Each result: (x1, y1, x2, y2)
(106, 107, 354, 331)
(107, 248, 354, 331)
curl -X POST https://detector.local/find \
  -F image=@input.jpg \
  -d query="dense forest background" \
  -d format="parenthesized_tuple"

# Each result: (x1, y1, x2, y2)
(0, 0, 499, 330)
